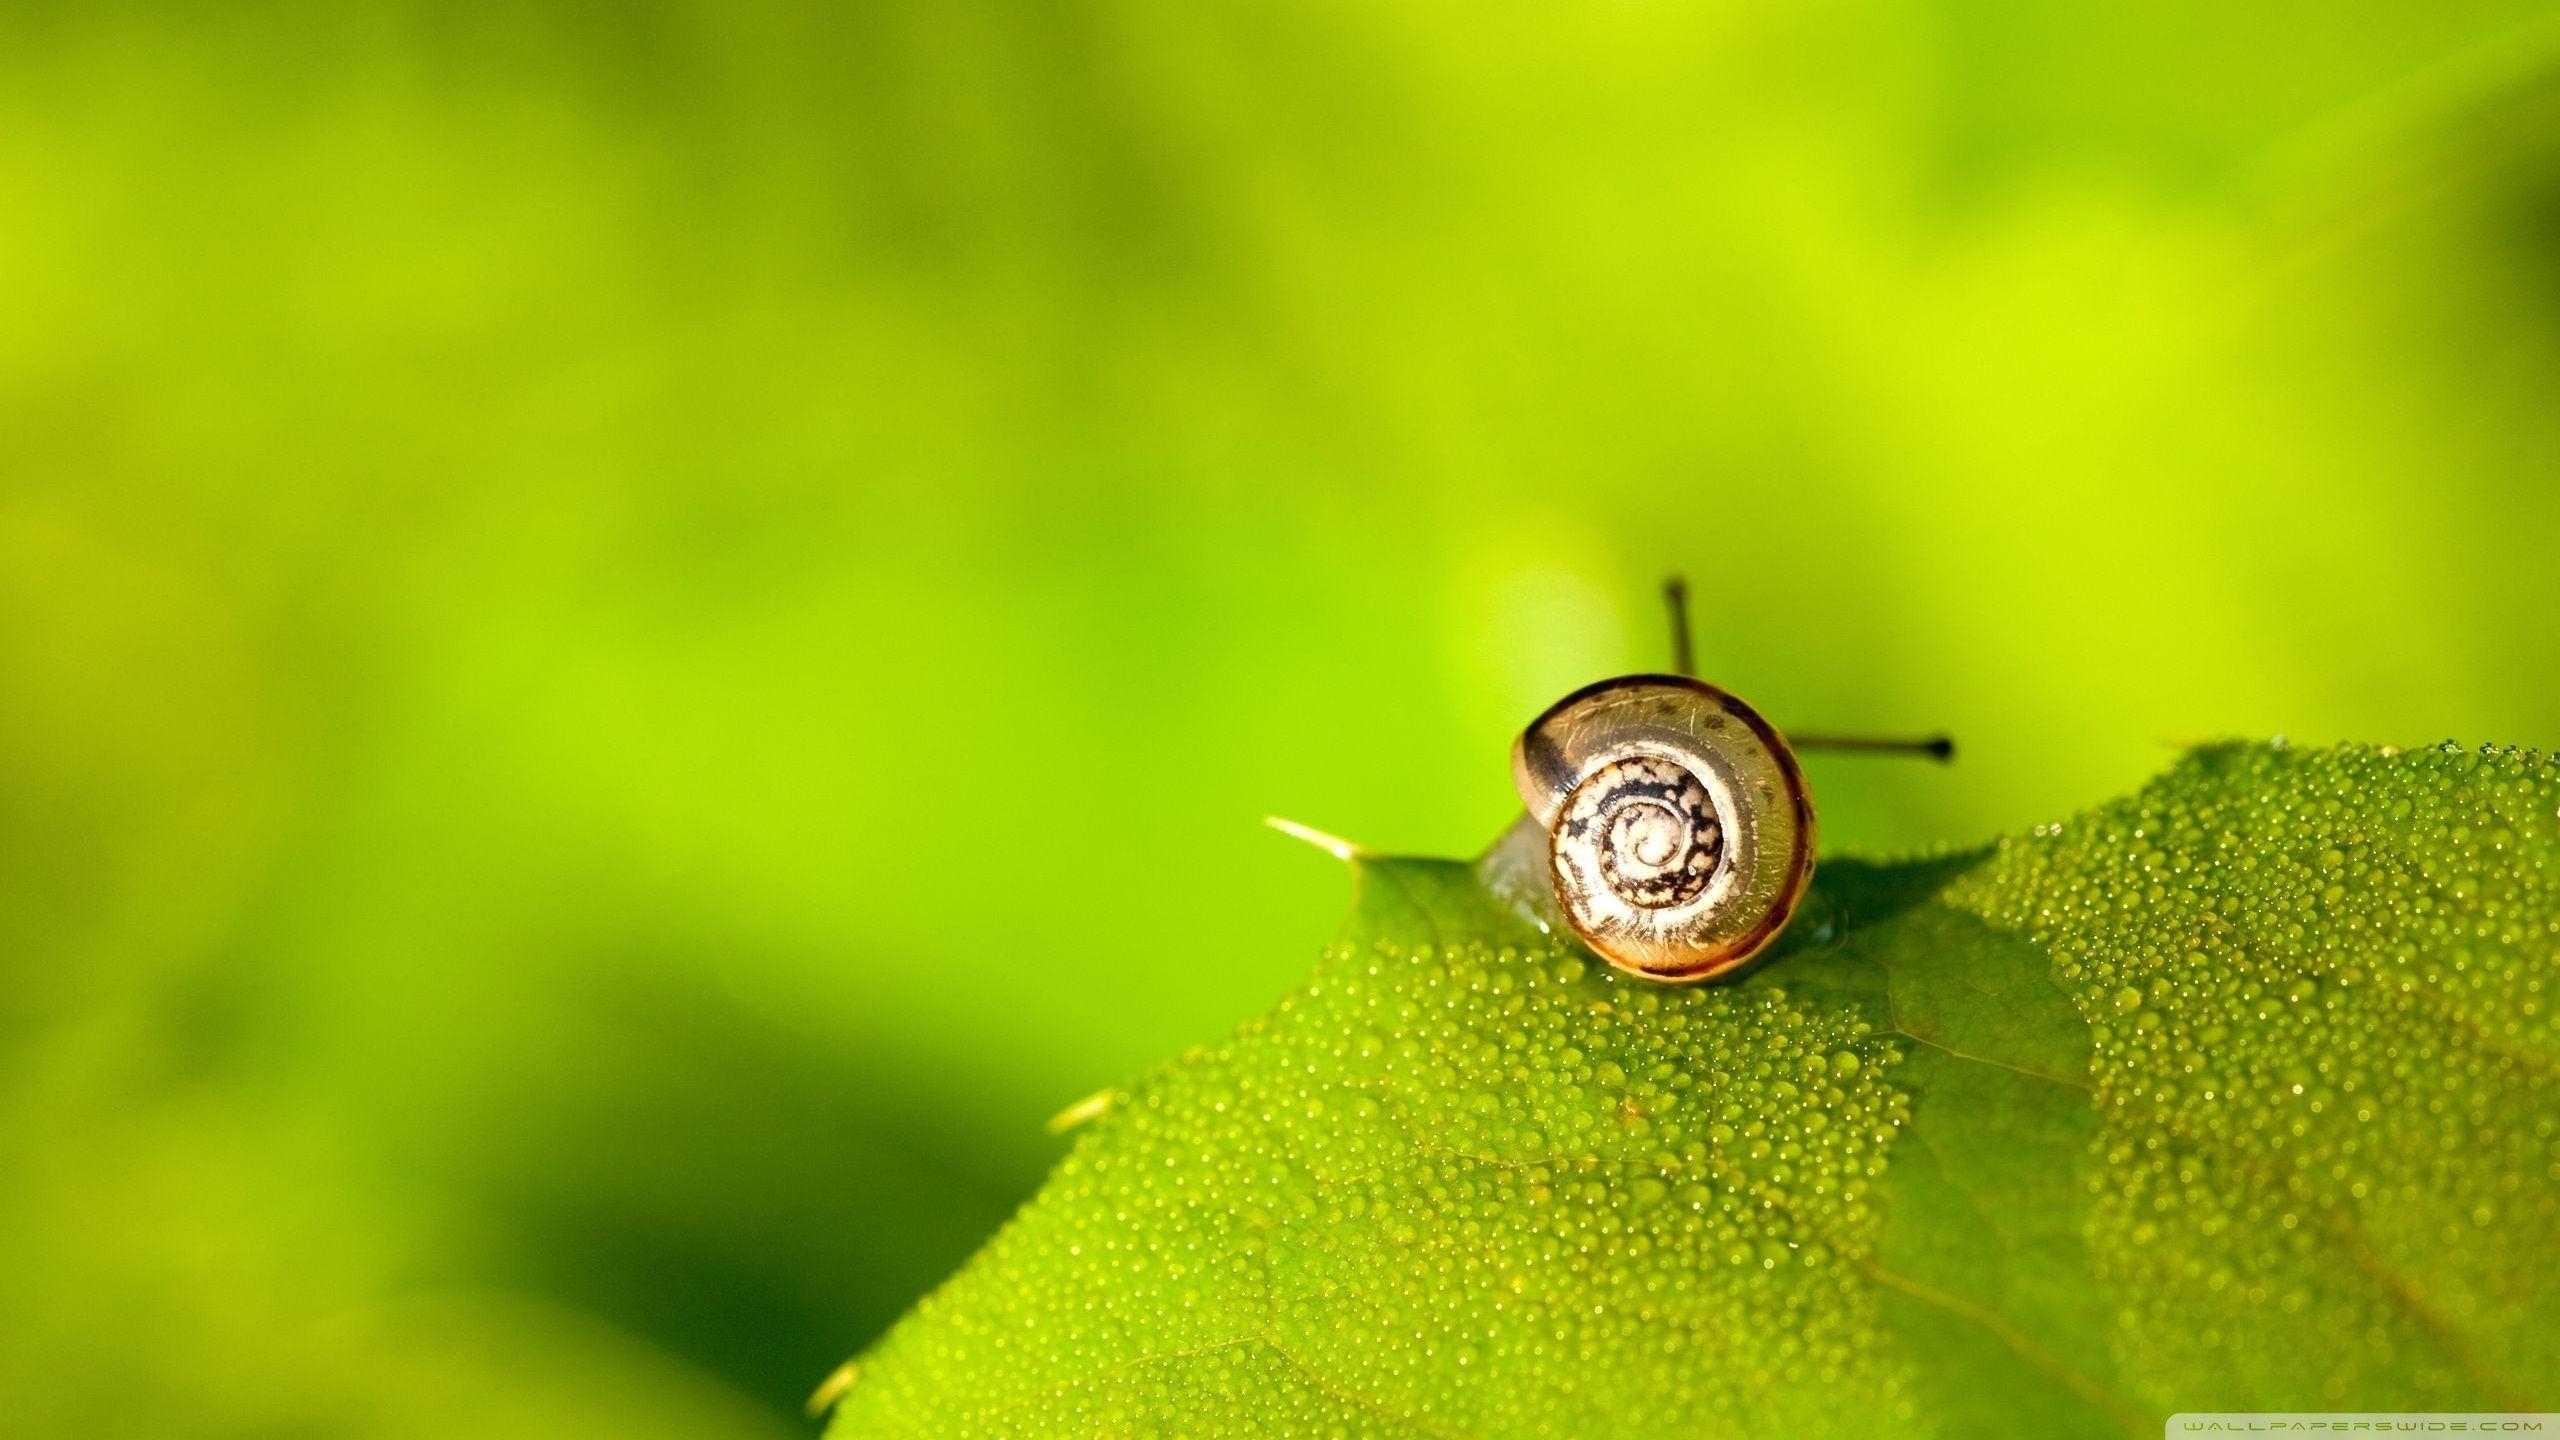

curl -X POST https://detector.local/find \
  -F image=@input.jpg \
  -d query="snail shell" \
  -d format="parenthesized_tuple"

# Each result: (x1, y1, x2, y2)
(1510, 675, 1815, 983)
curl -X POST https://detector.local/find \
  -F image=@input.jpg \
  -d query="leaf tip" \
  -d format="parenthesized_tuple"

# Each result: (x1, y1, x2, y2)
(1264, 814, 1366, 862)
(1045, 1087, 1119, 1135)
(805, 1359, 859, 1419)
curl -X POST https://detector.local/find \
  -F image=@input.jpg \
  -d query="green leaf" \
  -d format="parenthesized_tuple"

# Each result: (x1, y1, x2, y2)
(826, 743, 2560, 1438)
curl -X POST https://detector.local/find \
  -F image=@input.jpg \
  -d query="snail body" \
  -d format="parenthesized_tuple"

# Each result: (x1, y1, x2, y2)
(1511, 675, 1815, 983)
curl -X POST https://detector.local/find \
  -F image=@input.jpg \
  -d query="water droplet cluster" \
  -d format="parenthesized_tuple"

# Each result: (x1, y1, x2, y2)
(832, 741, 2560, 1435)
(830, 869, 1915, 1438)
(1951, 741, 2560, 1408)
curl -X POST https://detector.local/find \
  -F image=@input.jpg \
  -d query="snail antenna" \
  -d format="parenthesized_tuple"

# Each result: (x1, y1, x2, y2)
(1662, 575, 1696, 677)
(1790, 731, 1958, 763)
(1658, 572, 1951, 762)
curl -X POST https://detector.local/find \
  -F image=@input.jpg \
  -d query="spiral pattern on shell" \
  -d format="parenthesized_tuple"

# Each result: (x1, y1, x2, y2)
(1557, 756, 1724, 909)
(1510, 675, 1816, 983)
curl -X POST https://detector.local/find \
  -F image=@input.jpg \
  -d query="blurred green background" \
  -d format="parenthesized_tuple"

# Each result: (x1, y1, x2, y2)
(11, 1, 2560, 1435)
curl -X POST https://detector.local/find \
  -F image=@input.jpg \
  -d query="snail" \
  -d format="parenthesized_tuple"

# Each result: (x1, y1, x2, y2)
(1507, 578, 1950, 984)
